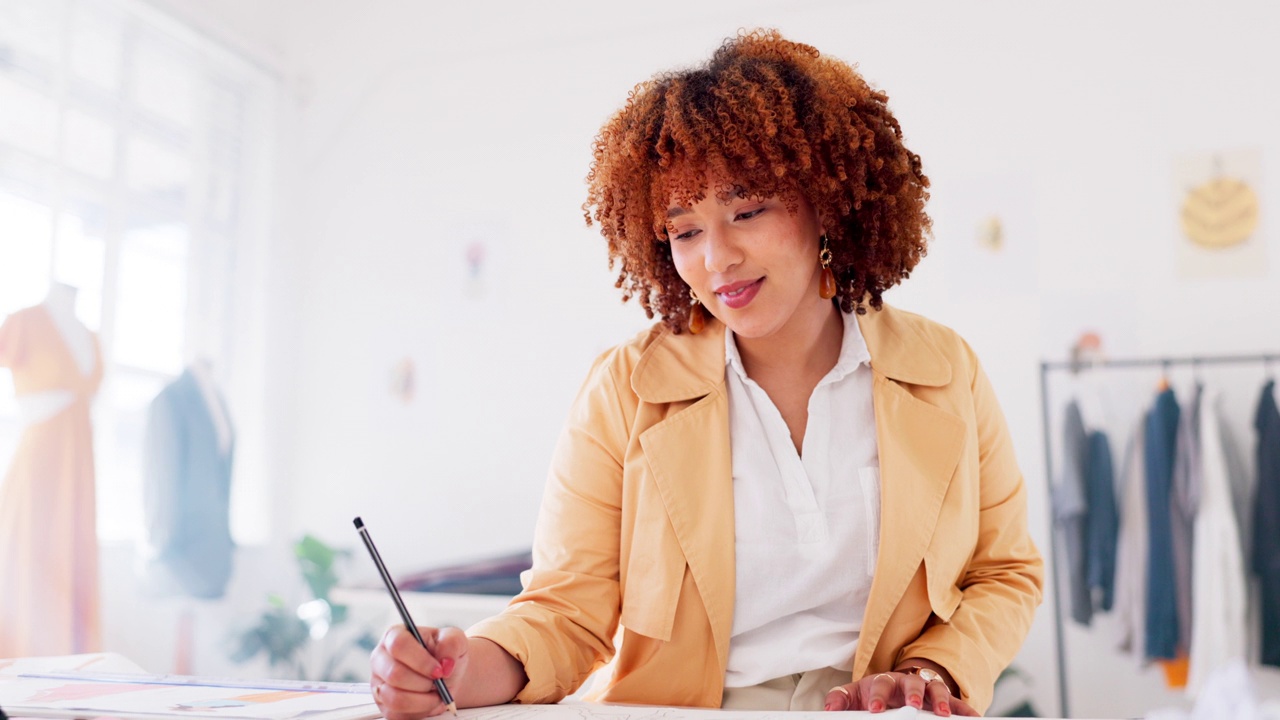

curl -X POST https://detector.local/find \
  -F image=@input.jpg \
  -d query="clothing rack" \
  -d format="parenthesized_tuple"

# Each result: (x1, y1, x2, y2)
(1037, 352, 1277, 718)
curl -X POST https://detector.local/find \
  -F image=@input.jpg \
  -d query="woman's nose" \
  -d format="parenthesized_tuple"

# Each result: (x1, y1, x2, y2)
(702, 228, 742, 274)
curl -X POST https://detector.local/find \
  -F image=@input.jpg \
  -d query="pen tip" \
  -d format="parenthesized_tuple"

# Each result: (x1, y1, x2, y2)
(353, 517, 364, 529)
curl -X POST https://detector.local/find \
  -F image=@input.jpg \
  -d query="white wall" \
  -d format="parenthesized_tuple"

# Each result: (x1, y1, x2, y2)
(127, 0, 1280, 716)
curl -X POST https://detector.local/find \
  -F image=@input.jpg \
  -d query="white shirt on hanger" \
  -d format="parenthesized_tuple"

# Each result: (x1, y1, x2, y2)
(1187, 386, 1247, 694)
(723, 308, 879, 687)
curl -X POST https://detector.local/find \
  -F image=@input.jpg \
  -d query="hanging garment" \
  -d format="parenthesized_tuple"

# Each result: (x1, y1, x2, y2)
(139, 368, 235, 599)
(1145, 388, 1181, 661)
(1054, 400, 1092, 625)
(1170, 384, 1203, 657)
(1253, 380, 1280, 667)
(1084, 429, 1118, 612)
(1115, 412, 1149, 659)
(1187, 387, 1247, 694)
(0, 305, 103, 656)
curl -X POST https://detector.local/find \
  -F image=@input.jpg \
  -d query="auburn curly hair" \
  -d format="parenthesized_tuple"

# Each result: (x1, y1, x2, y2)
(583, 29, 931, 333)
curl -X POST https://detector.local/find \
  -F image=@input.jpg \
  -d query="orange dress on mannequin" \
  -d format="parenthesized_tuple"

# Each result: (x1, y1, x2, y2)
(0, 305, 103, 657)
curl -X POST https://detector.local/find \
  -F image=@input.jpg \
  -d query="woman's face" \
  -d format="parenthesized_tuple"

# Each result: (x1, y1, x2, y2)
(666, 185, 828, 341)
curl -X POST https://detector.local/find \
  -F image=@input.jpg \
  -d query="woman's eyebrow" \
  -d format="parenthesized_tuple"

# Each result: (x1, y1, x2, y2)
(666, 206, 690, 219)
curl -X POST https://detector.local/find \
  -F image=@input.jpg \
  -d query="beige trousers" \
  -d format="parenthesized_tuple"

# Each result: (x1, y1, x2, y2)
(720, 667, 853, 711)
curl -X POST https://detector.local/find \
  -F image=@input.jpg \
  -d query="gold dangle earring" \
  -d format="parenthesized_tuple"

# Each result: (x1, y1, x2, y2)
(687, 287, 705, 335)
(818, 235, 837, 300)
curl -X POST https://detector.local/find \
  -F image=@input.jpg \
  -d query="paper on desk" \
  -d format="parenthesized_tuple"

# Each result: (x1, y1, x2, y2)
(0, 653, 148, 676)
(0, 655, 378, 720)
(458, 704, 920, 720)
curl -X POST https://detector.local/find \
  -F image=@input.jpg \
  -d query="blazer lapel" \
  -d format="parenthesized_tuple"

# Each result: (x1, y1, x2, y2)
(852, 306, 967, 677)
(625, 306, 969, 681)
(632, 322, 736, 675)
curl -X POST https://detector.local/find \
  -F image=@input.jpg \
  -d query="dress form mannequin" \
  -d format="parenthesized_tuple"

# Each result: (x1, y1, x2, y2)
(141, 356, 236, 673)
(15, 283, 96, 426)
(0, 281, 104, 656)
(43, 282, 95, 376)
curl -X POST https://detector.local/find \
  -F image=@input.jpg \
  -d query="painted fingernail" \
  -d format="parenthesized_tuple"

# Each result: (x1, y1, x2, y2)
(939, 701, 951, 716)
(440, 657, 455, 677)
(824, 703, 833, 712)
(869, 700, 884, 713)
(909, 694, 922, 708)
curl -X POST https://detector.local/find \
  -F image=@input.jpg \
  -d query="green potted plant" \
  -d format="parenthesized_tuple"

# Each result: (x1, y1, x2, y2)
(232, 535, 378, 681)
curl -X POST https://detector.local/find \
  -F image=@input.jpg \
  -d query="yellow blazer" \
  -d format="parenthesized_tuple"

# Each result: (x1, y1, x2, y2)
(470, 303, 1043, 714)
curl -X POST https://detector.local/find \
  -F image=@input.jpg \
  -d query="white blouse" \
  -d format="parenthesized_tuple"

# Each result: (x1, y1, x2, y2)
(723, 309, 881, 687)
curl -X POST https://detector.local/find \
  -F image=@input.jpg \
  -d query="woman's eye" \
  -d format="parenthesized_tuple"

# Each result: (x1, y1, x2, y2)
(736, 208, 765, 221)
(673, 228, 700, 241)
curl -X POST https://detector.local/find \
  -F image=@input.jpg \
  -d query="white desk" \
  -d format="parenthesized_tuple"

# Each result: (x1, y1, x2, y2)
(331, 587, 514, 631)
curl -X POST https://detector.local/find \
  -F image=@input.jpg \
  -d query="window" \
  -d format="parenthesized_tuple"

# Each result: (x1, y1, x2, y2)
(0, 0, 275, 543)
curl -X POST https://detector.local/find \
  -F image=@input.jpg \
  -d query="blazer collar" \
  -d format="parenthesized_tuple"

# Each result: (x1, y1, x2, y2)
(857, 304, 952, 387)
(630, 303, 951, 401)
(631, 321, 727, 403)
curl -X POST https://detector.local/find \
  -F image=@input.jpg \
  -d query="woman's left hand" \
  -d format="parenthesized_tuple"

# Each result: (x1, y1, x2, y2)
(823, 671, 978, 716)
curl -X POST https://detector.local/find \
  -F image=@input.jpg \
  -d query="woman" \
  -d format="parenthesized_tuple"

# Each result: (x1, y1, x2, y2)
(370, 29, 1043, 718)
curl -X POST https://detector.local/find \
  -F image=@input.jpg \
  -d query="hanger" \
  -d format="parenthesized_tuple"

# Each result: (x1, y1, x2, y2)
(1156, 359, 1171, 392)
(1191, 358, 1202, 387)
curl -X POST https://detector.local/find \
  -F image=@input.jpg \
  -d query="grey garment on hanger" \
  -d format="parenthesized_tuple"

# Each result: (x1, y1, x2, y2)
(1170, 384, 1203, 654)
(1114, 411, 1149, 658)
(1053, 400, 1092, 625)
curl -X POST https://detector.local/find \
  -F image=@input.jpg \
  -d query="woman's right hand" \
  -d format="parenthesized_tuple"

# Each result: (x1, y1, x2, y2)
(369, 625, 469, 720)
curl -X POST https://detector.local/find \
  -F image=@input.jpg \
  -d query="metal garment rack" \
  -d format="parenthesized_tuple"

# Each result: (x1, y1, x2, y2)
(1037, 352, 1278, 718)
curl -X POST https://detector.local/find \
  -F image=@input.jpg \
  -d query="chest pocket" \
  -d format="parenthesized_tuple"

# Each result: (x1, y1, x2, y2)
(620, 507, 685, 641)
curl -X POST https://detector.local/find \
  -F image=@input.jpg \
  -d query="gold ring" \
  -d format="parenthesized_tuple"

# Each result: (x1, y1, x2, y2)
(874, 672, 896, 685)
(831, 686, 851, 699)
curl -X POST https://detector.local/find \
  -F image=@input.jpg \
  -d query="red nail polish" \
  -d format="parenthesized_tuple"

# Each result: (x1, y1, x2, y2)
(441, 657, 455, 677)
(939, 701, 951, 716)
(909, 695, 922, 708)
(870, 700, 884, 713)
(824, 704, 833, 712)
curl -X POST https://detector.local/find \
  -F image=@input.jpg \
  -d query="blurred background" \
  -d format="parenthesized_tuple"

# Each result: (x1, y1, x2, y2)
(1, 1, 1278, 717)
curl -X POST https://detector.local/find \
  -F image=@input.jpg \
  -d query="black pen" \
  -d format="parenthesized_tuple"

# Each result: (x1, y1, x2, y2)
(354, 517, 458, 716)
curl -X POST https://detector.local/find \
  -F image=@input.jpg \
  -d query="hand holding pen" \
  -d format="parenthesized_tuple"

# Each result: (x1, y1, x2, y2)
(356, 517, 461, 718)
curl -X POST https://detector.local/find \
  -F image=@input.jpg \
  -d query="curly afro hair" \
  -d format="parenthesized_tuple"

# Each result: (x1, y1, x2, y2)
(583, 28, 932, 333)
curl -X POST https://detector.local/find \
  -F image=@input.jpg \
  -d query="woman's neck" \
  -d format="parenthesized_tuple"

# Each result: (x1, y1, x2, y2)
(736, 300, 844, 381)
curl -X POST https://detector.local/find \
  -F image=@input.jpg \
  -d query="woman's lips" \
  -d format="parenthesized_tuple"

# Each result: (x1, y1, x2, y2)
(716, 278, 763, 309)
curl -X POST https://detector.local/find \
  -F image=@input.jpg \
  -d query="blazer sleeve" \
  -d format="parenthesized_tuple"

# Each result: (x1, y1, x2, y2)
(468, 350, 632, 703)
(896, 353, 1045, 712)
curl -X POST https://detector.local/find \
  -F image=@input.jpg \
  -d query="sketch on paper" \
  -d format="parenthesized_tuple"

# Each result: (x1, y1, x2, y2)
(0, 655, 378, 720)
(458, 702, 916, 720)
